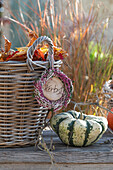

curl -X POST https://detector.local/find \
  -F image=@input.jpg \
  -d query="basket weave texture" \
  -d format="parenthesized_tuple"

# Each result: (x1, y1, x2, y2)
(0, 36, 62, 147)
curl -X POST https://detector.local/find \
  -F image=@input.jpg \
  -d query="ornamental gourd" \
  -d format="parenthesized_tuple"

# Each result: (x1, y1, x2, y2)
(107, 108, 113, 131)
(50, 110, 108, 146)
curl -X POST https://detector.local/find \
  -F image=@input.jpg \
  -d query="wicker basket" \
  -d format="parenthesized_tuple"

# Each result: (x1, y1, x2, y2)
(0, 36, 62, 147)
(103, 79, 113, 109)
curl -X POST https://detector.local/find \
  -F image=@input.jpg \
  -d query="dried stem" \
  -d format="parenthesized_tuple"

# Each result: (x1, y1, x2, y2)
(71, 100, 113, 114)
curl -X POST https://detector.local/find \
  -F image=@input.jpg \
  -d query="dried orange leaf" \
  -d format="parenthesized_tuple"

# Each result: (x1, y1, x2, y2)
(27, 37, 38, 47)
(33, 49, 45, 61)
(0, 51, 8, 61)
(3, 35, 11, 53)
(26, 30, 39, 47)
(40, 45, 49, 54)
(0, 52, 4, 61)
(40, 45, 69, 60)
(16, 47, 28, 52)
(28, 30, 38, 39)
(54, 47, 69, 60)
(11, 51, 27, 58)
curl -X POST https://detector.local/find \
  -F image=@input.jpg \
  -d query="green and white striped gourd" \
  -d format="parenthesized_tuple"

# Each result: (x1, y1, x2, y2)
(50, 110, 108, 146)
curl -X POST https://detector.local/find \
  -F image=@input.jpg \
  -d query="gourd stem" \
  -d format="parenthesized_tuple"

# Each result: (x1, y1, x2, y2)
(80, 112, 83, 120)
(73, 102, 83, 119)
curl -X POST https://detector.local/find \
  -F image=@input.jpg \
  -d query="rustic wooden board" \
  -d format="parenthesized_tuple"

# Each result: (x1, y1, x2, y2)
(0, 129, 113, 164)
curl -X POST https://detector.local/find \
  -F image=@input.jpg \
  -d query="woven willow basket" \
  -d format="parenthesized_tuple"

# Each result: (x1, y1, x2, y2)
(103, 80, 113, 109)
(0, 36, 62, 147)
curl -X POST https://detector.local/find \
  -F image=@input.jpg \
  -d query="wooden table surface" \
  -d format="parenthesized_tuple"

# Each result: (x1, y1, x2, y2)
(0, 128, 113, 165)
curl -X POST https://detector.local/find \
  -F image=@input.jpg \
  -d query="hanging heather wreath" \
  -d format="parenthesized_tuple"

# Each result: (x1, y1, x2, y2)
(27, 36, 73, 111)
(34, 68, 73, 111)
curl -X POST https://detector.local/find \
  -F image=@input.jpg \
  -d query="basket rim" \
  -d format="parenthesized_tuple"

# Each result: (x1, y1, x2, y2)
(0, 60, 62, 67)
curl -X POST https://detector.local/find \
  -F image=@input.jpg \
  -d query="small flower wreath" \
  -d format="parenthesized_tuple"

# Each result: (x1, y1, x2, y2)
(34, 68, 73, 111)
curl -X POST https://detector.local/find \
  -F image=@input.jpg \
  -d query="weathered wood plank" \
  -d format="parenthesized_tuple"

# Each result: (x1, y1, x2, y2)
(0, 163, 113, 170)
(0, 129, 112, 164)
(0, 148, 113, 164)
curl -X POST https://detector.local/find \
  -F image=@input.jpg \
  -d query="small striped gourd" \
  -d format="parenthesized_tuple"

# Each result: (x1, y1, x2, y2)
(50, 110, 108, 146)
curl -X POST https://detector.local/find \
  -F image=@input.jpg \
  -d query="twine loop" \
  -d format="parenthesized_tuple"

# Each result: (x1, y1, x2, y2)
(27, 36, 54, 70)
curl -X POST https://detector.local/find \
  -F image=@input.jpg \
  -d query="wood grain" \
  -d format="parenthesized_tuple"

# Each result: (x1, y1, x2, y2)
(0, 129, 112, 164)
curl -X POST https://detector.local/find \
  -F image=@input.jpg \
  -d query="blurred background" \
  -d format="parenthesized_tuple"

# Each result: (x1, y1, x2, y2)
(1, 0, 113, 48)
(0, 0, 113, 115)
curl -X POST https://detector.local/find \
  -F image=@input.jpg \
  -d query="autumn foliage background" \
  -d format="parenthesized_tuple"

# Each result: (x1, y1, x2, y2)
(1, 0, 113, 116)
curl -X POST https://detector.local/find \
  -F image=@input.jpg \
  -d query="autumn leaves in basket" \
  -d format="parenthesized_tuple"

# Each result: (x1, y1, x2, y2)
(0, 31, 68, 62)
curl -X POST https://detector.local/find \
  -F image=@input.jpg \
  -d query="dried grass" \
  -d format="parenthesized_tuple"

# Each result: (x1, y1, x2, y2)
(3, 0, 113, 115)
